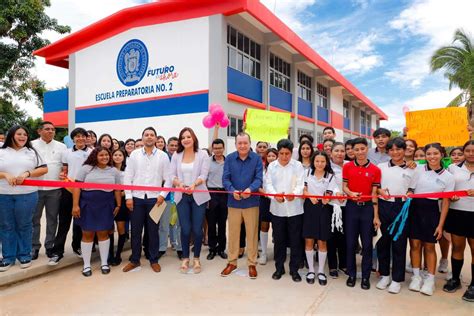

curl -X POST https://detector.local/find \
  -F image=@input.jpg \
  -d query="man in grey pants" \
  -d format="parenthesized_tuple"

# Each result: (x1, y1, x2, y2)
(31, 121, 67, 259)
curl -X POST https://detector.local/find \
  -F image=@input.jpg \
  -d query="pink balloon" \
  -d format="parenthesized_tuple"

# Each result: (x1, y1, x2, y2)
(209, 103, 222, 114)
(212, 108, 225, 122)
(202, 115, 216, 129)
(219, 116, 230, 128)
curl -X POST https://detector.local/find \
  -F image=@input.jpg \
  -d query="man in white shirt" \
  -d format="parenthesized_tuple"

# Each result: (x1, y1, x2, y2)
(122, 127, 171, 273)
(31, 121, 66, 260)
(265, 139, 305, 282)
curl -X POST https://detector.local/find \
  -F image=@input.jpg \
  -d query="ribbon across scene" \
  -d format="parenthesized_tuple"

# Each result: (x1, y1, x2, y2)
(22, 179, 468, 200)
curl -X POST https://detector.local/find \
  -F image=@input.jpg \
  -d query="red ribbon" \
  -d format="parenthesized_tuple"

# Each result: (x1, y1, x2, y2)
(22, 179, 468, 200)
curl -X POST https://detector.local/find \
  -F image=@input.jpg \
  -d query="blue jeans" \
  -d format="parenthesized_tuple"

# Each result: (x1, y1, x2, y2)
(0, 192, 38, 264)
(177, 194, 206, 258)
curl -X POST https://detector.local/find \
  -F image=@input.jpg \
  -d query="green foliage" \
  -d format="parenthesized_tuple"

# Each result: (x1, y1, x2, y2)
(0, 0, 70, 108)
(389, 130, 402, 138)
(430, 29, 474, 120)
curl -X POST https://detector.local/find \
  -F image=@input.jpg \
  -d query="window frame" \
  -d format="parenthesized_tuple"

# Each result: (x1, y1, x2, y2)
(269, 53, 291, 92)
(227, 25, 261, 80)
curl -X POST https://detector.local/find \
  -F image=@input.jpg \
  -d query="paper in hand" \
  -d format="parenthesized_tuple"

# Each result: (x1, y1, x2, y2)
(149, 201, 167, 224)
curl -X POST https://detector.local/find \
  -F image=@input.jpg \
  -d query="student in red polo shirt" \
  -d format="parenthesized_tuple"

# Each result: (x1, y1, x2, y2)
(342, 137, 381, 290)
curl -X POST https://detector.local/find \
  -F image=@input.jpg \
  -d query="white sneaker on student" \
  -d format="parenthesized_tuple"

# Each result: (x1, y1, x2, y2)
(409, 275, 423, 292)
(405, 263, 413, 273)
(258, 254, 267, 265)
(438, 259, 448, 273)
(376, 276, 391, 290)
(388, 281, 401, 294)
(420, 269, 429, 280)
(420, 277, 435, 296)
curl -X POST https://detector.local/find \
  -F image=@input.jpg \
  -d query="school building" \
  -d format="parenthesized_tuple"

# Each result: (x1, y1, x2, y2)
(34, 0, 387, 150)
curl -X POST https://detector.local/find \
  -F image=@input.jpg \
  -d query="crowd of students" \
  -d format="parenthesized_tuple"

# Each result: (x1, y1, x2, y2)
(0, 122, 472, 303)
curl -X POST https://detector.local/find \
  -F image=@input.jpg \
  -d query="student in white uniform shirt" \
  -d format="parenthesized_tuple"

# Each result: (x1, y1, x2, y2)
(49, 128, 92, 265)
(0, 125, 48, 271)
(31, 121, 67, 260)
(376, 137, 416, 294)
(328, 142, 348, 278)
(408, 143, 455, 296)
(443, 140, 474, 302)
(303, 151, 338, 285)
(265, 139, 305, 282)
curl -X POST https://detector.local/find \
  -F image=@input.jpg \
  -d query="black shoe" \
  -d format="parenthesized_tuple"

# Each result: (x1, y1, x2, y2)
(361, 278, 371, 290)
(272, 270, 285, 280)
(207, 251, 216, 260)
(0, 261, 14, 272)
(48, 254, 63, 266)
(157, 251, 166, 260)
(111, 257, 122, 266)
(218, 251, 228, 259)
(329, 269, 339, 279)
(318, 273, 328, 286)
(306, 272, 315, 284)
(462, 285, 474, 302)
(238, 253, 244, 259)
(101, 265, 111, 275)
(46, 249, 54, 258)
(291, 272, 302, 282)
(73, 248, 82, 258)
(443, 278, 462, 293)
(31, 249, 39, 260)
(346, 277, 356, 287)
(177, 251, 183, 260)
(82, 267, 92, 277)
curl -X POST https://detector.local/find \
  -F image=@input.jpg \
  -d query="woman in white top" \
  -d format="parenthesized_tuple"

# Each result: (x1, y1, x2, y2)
(443, 140, 474, 302)
(171, 127, 210, 274)
(327, 142, 348, 278)
(408, 143, 455, 296)
(0, 126, 48, 271)
(303, 151, 338, 285)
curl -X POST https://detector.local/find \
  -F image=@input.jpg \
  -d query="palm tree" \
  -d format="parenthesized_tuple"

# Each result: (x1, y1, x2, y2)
(430, 29, 474, 124)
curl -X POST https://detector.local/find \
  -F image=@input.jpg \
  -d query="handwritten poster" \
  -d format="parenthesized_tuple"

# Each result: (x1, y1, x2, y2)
(244, 109, 291, 143)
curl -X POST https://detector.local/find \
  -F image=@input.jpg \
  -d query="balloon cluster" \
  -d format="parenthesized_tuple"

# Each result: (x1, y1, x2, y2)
(202, 104, 230, 128)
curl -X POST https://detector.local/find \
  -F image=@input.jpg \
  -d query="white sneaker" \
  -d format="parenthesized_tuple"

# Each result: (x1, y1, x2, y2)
(420, 278, 435, 296)
(420, 269, 429, 280)
(376, 276, 391, 290)
(409, 275, 423, 292)
(258, 254, 267, 265)
(406, 263, 413, 273)
(438, 259, 448, 273)
(388, 281, 401, 294)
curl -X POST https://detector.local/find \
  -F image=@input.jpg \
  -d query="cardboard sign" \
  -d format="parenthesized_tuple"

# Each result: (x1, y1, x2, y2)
(244, 109, 291, 143)
(406, 107, 469, 147)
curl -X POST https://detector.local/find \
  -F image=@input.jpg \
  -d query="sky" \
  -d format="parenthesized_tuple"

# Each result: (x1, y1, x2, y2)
(28, 0, 474, 130)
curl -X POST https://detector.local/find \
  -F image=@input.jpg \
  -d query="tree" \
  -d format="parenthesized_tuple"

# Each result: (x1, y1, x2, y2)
(0, 0, 70, 109)
(430, 29, 474, 123)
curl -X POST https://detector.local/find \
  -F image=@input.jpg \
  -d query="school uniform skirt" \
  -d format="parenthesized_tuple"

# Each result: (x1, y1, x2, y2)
(259, 197, 272, 222)
(302, 199, 333, 241)
(75, 190, 115, 231)
(408, 198, 440, 243)
(444, 208, 474, 238)
(114, 195, 130, 222)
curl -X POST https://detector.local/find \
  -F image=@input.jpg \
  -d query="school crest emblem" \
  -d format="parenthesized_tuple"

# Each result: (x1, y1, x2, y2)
(116, 39, 149, 86)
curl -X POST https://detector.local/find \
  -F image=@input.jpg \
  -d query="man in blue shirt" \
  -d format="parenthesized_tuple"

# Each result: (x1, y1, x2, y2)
(221, 132, 263, 279)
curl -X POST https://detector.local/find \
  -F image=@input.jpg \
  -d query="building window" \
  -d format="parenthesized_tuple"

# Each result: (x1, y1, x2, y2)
(360, 110, 367, 134)
(297, 129, 313, 140)
(317, 83, 328, 109)
(367, 114, 372, 131)
(343, 99, 350, 118)
(317, 132, 324, 144)
(227, 25, 261, 79)
(269, 53, 291, 92)
(227, 116, 244, 137)
(297, 71, 312, 101)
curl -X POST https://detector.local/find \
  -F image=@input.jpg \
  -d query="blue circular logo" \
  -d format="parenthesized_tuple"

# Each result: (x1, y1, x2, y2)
(116, 39, 149, 86)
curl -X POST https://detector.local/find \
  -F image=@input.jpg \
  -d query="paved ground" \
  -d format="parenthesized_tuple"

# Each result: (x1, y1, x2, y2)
(1, 243, 472, 315)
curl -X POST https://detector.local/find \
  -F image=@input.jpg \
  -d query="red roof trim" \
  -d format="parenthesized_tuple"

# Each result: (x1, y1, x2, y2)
(34, 0, 386, 120)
